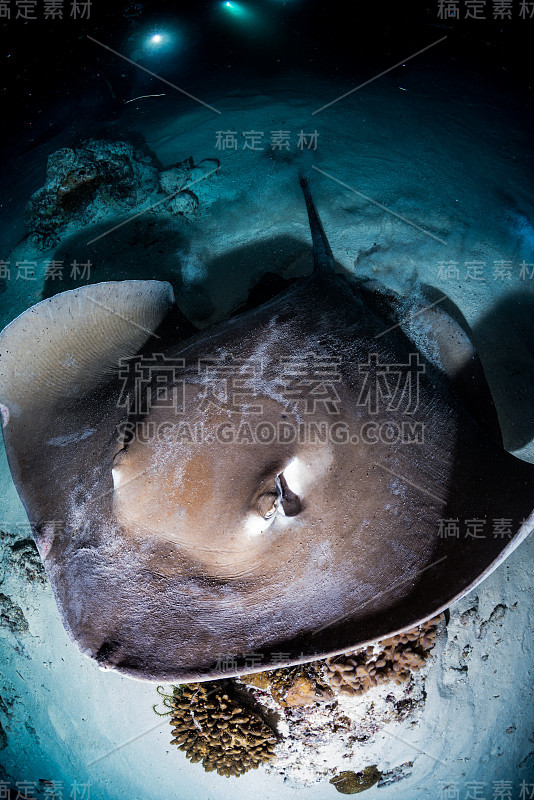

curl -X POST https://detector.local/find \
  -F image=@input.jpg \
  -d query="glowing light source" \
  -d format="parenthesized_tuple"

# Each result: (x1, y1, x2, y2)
(221, 0, 249, 18)
(127, 21, 185, 66)
(140, 28, 180, 55)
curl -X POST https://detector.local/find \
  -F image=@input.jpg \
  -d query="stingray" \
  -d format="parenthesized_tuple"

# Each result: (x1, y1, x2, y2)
(0, 175, 533, 681)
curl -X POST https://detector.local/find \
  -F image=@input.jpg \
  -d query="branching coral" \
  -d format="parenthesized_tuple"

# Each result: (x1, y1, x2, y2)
(157, 682, 277, 777)
(325, 615, 444, 696)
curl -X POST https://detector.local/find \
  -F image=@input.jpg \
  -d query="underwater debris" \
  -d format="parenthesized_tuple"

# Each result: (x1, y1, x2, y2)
(325, 615, 444, 696)
(162, 682, 277, 777)
(329, 766, 382, 794)
(241, 662, 335, 707)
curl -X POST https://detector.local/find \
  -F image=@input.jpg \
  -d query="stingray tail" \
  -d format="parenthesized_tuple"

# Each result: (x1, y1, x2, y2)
(298, 173, 335, 274)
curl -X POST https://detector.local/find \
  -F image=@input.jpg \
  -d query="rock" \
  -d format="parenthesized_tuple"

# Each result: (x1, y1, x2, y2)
(160, 157, 220, 196)
(329, 766, 382, 794)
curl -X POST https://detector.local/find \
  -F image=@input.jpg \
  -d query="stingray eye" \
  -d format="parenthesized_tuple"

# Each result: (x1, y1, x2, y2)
(257, 491, 279, 520)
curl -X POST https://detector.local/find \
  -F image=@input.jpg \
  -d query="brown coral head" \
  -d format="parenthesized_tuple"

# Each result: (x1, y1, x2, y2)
(169, 682, 277, 778)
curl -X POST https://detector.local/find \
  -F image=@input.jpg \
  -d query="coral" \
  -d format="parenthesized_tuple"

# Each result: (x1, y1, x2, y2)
(329, 766, 382, 794)
(150, 617, 444, 783)
(240, 671, 271, 691)
(25, 143, 219, 248)
(162, 682, 277, 777)
(55, 162, 105, 213)
(284, 672, 333, 707)
(242, 662, 335, 708)
(325, 615, 444, 696)
(241, 617, 442, 710)
(25, 139, 160, 247)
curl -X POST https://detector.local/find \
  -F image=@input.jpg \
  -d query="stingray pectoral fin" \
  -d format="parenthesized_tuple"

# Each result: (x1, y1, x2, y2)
(355, 277, 502, 445)
(417, 303, 502, 445)
(0, 280, 175, 410)
(0, 280, 175, 526)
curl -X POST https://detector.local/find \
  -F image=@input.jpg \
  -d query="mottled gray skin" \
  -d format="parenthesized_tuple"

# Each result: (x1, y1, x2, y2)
(0, 177, 532, 681)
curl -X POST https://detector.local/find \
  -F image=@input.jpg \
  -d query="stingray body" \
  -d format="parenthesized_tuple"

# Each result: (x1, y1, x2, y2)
(0, 176, 533, 681)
